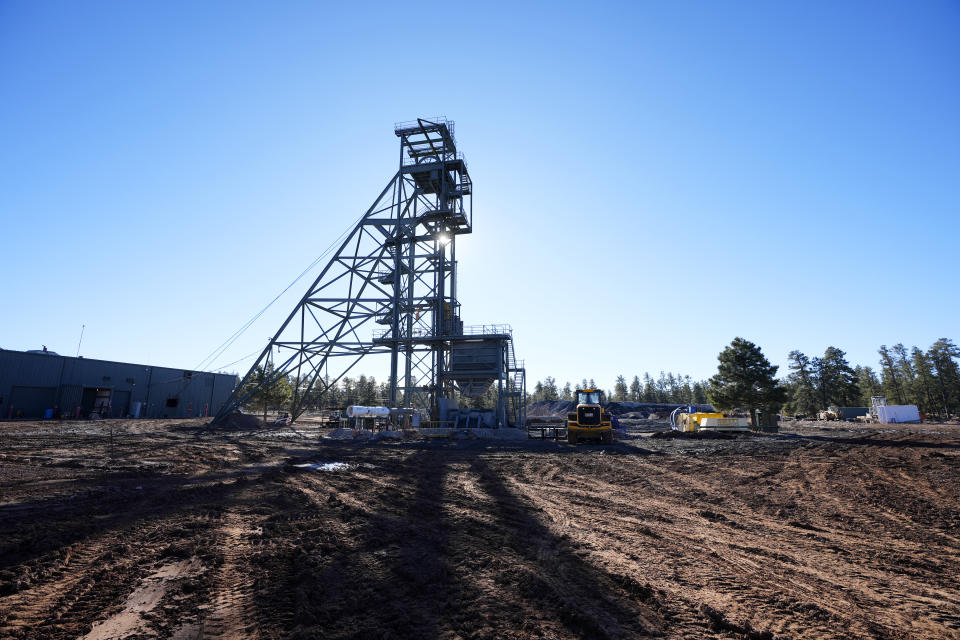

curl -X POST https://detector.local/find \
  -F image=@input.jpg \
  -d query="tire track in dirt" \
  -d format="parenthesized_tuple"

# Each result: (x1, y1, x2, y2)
(199, 510, 261, 639)
(0, 453, 263, 638)
(466, 457, 669, 639)
(251, 451, 464, 638)
(504, 456, 777, 638)
(498, 443, 960, 639)
(0, 541, 124, 636)
(83, 557, 205, 639)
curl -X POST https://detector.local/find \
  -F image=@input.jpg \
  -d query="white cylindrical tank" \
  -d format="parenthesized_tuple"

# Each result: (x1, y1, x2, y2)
(345, 406, 391, 418)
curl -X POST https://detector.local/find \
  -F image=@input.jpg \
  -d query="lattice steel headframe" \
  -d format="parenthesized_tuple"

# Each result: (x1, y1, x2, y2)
(212, 118, 523, 425)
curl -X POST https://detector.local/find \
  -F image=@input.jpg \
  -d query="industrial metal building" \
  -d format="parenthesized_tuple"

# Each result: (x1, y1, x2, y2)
(0, 349, 238, 420)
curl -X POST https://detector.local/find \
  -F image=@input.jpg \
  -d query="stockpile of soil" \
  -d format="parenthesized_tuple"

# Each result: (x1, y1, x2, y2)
(214, 412, 263, 429)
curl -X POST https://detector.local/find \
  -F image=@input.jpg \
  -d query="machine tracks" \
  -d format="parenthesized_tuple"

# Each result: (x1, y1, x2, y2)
(199, 512, 262, 639)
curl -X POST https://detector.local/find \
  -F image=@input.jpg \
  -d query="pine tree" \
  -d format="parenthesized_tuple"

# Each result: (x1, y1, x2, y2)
(469, 388, 486, 409)
(562, 382, 573, 401)
(542, 376, 560, 402)
(910, 347, 939, 416)
(656, 372, 668, 403)
(878, 345, 905, 404)
(470, 382, 498, 409)
(326, 377, 341, 407)
(692, 380, 708, 404)
(786, 350, 819, 416)
(357, 375, 368, 405)
(242, 364, 293, 413)
(821, 347, 860, 406)
(928, 338, 960, 417)
(357, 375, 379, 405)
(854, 366, 881, 407)
(708, 338, 787, 426)
(341, 377, 357, 406)
(614, 375, 628, 401)
(642, 373, 657, 402)
(811, 356, 828, 408)
(891, 343, 917, 405)
(629, 375, 641, 401)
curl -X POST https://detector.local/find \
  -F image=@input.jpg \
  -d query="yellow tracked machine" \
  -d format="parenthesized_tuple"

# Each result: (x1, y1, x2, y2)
(567, 389, 612, 444)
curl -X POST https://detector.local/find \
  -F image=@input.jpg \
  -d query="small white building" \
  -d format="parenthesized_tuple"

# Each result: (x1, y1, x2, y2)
(876, 405, 920, 424)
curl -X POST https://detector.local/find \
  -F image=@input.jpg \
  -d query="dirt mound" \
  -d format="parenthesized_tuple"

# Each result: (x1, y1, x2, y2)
(527, 400, 577, 417)
(215, 412, 263, 429)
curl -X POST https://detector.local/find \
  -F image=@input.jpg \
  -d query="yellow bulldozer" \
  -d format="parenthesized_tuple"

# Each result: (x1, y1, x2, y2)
(567, 389, 612, 444)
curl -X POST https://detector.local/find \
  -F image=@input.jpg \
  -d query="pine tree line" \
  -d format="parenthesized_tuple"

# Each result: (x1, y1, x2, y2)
(246, 337, 960, 419)
(311, 374, 391, 408)
(784, 338, 960, 418)
(244, 365, 508, 412)
(528, 373, 711, 405)
(245, 370, 393, 411)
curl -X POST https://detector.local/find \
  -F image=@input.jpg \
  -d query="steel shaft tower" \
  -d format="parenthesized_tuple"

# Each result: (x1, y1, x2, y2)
(213, 118, 525, 427)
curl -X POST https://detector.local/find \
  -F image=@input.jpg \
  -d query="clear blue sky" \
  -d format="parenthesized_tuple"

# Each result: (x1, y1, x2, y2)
(2, 1, 958, 391)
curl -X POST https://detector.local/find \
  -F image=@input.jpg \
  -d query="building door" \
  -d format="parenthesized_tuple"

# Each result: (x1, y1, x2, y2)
(81, 388, 112, 417)
(94, 389, 112, 417)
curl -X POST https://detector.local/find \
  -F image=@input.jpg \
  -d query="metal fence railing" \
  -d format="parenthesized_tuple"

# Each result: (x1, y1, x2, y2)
(373, 323, 511, 341)
(461, 324, 512, 336)
(394, 117, 455, 136)
(400, 150, 467, 168)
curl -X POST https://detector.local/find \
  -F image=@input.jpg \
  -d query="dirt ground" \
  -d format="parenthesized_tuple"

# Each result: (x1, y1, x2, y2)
(1, 419, 959, 639)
